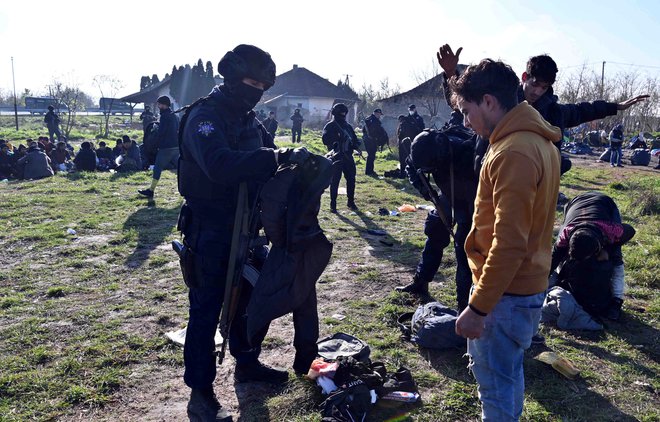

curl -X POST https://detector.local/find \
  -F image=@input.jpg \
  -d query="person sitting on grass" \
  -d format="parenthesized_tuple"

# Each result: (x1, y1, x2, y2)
(112, 138, 123, 159)
(0, 141, 16, 179)
(49, 142, 73, 173)
(16, 144, 54, 180)
(73, 141, 98, 172)
(95, 141, 115, 171)
(115, 136, 142, 173)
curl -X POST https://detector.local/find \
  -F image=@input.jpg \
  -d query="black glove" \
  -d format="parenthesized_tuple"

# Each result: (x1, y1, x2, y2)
(275, 147, 310, 166)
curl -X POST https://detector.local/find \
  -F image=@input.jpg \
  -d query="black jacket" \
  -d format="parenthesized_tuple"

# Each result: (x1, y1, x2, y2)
(363, 114, 388, 145)
(246, 154, 333, 343)
(290, 112, 304, 129)
(178, 85, 277, 219)
(516, 86, 618, 146)
(263, 117, 278, 138)
(44, 110, 60, 128)
(155, 108, 180, 149)
(74, 148, 97, 171)
(322, 118, 360, 155)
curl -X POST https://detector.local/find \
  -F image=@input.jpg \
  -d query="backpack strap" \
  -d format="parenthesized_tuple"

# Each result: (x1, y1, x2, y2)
(397, 312, 414, 340)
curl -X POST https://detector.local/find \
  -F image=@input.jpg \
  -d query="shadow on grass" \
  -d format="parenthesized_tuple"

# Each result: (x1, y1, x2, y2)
(335, 209, 420, 269)
(122, 201, 180, 267)
(606, 311, 660, 365)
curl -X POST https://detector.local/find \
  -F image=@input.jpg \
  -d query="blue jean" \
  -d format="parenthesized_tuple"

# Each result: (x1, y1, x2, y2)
(610, 144, 622, 166)
(467, 292, 544, 421)
(153, 147, 179, 180)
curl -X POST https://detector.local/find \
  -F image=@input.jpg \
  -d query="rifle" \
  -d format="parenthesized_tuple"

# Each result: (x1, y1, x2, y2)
(218, 182, 253, 365)
(416, 169, 454, 240)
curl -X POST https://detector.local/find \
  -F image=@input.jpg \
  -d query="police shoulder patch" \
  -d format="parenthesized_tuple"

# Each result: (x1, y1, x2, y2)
(197, 121, 215, 137)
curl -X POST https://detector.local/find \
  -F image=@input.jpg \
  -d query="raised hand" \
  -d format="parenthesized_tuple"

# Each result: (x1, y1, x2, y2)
(617, 94, 650, 110)
(437, 44, 463, 77)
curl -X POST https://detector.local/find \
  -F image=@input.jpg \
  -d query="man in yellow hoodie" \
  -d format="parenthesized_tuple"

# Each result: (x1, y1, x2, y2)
(450, 59, 560, 421)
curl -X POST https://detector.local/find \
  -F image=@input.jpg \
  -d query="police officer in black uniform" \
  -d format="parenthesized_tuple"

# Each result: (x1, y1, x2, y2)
(362, 108, 387, 176)
(406, 104, 425, 135)
(396, 113, 487, 313)
(322, 103, 360, 212)
(177, 44, 308, 422)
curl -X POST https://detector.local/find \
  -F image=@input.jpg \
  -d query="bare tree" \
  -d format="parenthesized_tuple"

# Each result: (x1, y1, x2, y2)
(93, 75, 124, 138)
(411, 59, 445, 117)
(48, 75, 90, 139)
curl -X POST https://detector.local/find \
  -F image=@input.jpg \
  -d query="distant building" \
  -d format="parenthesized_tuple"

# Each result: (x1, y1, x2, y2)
(259, 65, 359, 128)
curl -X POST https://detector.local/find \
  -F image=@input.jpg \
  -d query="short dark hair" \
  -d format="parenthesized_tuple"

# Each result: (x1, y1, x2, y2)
(569, 228, 601, 261)
(450, 59, 520, 111)
(526, 55, 558, 84)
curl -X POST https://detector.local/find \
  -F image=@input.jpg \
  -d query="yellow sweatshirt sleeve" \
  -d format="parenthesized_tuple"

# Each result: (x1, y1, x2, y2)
(469, 150, 541, 314)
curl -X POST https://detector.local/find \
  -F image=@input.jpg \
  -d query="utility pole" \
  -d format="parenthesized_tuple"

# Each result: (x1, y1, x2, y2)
(601, 61, 606, 98)
(11, 57, 18, 130)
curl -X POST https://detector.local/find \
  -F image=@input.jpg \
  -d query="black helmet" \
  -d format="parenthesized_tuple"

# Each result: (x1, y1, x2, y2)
(218, 44, 276, 90)
(331, 103, 348, 117)
(410, 130, 450, 171)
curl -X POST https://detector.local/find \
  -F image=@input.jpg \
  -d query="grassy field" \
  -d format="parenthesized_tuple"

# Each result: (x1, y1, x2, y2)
(0, 128, 658, 421)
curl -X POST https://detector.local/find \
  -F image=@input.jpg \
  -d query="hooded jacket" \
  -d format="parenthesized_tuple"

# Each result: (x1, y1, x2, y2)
(465, 102, 561, 314)
(17, 147, 54, 180)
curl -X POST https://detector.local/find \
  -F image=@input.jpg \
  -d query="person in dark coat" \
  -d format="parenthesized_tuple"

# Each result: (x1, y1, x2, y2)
(0, 142, 16, 179)
(550, 192, 635, 321)
(609, 123, 625, 167)
(138, 96, 180, 198)
(406, 104, 425, 134)
(16, 144, 54, 180)
(177, 44, 309, 421)
(322, 103, 361, 212)
(290, 108, 304, 143)
(115, 136, 142, 173)
(437, 44, 648, 174)
(139, 105, 156, 132)
(95, 141, 115, 171)
(44, 105, 62, 143)
(247, 153, 333, 375)
(73, 141, 97, 172)
(396, 116, 487, 313)
(112, 139, 123, 159)
(49, 142, 72, 173)
(262, 111, 278, 139)
(362, 108, 388, 176)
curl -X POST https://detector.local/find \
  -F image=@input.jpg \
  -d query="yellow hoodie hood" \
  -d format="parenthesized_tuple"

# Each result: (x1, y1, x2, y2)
(465, 101, 561, 314)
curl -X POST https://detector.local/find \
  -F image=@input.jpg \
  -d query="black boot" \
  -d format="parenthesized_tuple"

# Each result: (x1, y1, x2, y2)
(347, 200, 358, 210)
(187, 388, 232, 422)
(234, 361, 289, 384)
(606, 298, 624, 321)
(330, 200, 337, 213)
(395, 274, 429, 296)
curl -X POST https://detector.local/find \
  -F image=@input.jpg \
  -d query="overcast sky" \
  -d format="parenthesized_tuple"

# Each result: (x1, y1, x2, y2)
(1, 0, 658, 101)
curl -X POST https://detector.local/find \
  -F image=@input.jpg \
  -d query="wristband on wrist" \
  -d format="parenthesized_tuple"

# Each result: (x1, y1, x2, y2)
(469, 304, 487, 317)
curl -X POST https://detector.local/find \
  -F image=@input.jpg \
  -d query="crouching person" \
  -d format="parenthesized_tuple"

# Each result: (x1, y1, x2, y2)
(549, 191, 635, 321)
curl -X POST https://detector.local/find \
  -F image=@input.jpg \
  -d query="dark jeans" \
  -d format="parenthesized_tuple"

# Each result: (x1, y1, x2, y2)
(182, 224, 267, 389)
(364, 137, 377, 175)
(330, 154, 356, 205)
(48, 125, 62, 143)
(153, 147, 179, 180)
(416, 196, 473, 310)
(398, 138, 411, 177)
(292, 126, 302, 143)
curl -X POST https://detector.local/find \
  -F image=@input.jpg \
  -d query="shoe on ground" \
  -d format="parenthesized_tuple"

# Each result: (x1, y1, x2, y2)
(187, 388, 232, 422)
(606, 298, 624, 321)
(138, 188, 154, 198)
(617, 164, 624, 167)
(330, 202, 337, 213)
(531, 333, 546, 345)
(395, 276, 429, 296)
(234, 361, 289, 384)
(347, 201, 358, 210)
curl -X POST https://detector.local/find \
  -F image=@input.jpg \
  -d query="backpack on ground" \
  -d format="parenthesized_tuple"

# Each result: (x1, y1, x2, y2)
(630, 148, 651, 166)
(317, 332, 371, 362)
(397, 302, 465, 349)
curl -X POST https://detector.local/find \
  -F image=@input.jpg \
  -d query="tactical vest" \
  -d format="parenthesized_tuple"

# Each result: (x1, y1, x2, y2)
(178, 95, 266, 202)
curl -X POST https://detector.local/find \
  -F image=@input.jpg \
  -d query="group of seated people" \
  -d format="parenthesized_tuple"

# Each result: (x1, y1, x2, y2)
(0, 135, 145, 180)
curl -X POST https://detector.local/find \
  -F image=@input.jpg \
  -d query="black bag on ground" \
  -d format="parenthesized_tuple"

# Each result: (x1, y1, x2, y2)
(317, 332, 371, 362)
(630, 148, 651, 166)
(398, 302, 465, 349)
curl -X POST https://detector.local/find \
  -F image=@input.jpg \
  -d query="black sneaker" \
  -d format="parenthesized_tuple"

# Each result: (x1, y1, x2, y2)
(234, 361, 289, 384)
(347, 201, 358, 210)
(138, 188, 154, 198)
(187, 388, 232, 422)
(531, 334, 546, 345)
